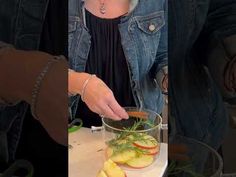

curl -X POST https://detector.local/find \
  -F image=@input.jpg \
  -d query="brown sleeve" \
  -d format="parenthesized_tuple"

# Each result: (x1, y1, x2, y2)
(0, 44, 68, 107)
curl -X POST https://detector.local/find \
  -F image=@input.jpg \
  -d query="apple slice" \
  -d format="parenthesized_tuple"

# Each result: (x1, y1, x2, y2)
(133, 134, 158, 149)
(126, 155, 154, 168)
(97, 170, 108, 177)
(103, 159, 126, 177)
(106, 147, 113, 159)
(145, 145, 160, 155)
(106, 147, 136, 164)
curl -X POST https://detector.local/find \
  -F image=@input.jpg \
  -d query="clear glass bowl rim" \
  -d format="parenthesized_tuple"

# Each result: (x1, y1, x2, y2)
(170, 135, 223, 177)
(102, 107, 163, 133)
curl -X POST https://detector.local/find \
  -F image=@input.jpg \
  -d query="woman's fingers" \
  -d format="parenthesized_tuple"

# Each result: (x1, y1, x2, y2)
(100, 103, 122, 120)
(98, 92, 128, 120)
(108, 96, 129, 119)
(81, 75, 129, 120)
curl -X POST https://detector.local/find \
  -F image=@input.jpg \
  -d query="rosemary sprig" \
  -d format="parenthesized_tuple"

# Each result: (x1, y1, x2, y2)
(106, 119, 157, 156)
(110, 142, 148, 156)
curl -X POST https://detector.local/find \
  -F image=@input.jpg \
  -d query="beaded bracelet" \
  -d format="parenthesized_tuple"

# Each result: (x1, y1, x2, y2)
(31, 59, 58, 120)
(81, 74, 96, 102)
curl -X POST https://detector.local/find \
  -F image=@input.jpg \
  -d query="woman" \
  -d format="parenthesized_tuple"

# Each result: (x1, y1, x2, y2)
(68, 0, 168, 127)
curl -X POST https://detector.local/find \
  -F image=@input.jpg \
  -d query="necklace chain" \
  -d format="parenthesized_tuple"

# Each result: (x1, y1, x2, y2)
(99, 0, 106, 14)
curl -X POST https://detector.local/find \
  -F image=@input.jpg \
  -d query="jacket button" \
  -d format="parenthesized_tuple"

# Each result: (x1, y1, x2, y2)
(149, 24, 156, 31)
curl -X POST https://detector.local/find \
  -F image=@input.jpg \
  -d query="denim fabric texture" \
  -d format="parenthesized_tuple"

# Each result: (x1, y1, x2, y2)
(0, 0, 49, 164)
(168, 0, 236, 149)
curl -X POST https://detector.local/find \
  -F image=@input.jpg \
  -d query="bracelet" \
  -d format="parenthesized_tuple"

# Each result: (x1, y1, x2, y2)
(81, 74, 96, 102)
(68, 69, 77, 96)
(31, 59, 58, 119)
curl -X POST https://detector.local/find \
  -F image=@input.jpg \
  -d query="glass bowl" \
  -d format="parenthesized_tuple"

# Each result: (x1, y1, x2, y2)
(167, 135, 223, 177)
(101, 107, 162, 170)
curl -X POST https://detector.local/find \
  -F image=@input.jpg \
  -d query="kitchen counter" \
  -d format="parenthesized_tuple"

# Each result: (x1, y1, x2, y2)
(69, 127, 168, 177)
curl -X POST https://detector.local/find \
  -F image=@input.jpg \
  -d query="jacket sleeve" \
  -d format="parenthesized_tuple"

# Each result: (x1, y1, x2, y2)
(149, 0, 168, 90)
(202, 0, 236, 100)
(0, 41, 18, 106)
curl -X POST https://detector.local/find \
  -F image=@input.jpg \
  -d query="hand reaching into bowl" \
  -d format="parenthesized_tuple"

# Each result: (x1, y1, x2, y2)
(68, 70, 129, 120)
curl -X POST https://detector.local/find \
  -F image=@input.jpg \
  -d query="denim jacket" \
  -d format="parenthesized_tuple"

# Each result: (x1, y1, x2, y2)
(0, 0, 49, 164)
(68, 0, 168, 119)
(168, 0, 236, 149)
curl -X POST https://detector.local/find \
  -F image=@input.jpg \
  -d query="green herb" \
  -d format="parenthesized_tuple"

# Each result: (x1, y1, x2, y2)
(167, 160, 205, 177)
(110, 143, 148, 156)
(106, 119, 157, 156)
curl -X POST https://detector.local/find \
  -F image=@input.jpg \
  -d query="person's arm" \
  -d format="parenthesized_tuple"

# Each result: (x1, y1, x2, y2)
(202, 0, 236, 100)
(68, 69, 129, 120)
(0, 41, 68, 145)
(0, 42, 58, 104)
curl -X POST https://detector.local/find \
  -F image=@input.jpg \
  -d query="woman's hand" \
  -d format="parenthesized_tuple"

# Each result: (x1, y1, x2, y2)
(69, 70, 129, 120)
(162, 74, 168, 93)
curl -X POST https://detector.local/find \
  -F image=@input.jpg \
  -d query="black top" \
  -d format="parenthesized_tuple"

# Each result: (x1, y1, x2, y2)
(39, 0, 68, 58)
(76, 9, 136, 127)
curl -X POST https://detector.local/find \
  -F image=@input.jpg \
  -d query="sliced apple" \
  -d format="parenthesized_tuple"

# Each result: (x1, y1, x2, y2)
(106, 147, 136, 164)
(103, 159, 126, 177)
(126, 155, 154, 168)
(145, 145, 160, 155)
(97, 170, 108, 177)
(106, 147, 113, 159)
(133, 134, 158, 149)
